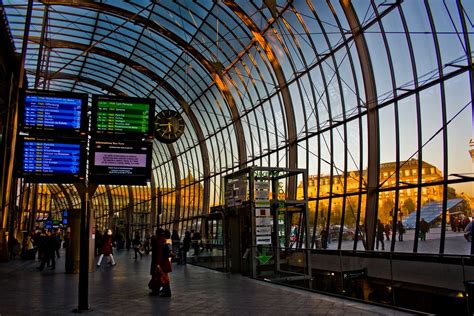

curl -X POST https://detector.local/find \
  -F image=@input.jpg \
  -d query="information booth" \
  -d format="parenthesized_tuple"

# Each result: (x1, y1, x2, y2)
(224, 167, 312, 285)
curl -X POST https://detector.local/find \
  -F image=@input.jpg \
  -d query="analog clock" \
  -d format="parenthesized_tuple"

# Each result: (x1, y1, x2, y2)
(154, 110, 185, 143)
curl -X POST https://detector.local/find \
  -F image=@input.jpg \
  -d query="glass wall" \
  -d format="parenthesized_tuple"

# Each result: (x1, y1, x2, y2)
(3, 1, 473, 256)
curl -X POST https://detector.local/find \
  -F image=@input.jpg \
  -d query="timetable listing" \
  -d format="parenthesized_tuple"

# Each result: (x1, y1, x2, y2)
(23, 142, 81, 175)
(23, 95, 83, 130)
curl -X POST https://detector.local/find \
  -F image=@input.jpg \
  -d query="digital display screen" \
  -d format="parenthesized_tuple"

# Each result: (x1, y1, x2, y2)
(17, 136, 86, 183)
(91, 95, 155, 140)
(20, 90, 88, 136)
(89, 140, 152, 185)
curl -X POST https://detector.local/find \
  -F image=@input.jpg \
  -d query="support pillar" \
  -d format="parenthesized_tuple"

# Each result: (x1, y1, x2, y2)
(65, 208, 81, 274)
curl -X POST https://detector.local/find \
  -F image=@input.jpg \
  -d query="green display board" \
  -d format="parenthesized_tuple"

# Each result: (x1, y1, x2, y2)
(91, 95, 155, 139)
(96, 101, 149, 133)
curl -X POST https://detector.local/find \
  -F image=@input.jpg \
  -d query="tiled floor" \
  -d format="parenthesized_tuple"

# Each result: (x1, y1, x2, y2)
(0, 249, 413, 315)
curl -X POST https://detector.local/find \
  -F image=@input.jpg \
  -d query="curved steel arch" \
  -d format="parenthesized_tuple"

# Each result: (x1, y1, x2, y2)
(29, 36, 211, 215)
(341, 1, 380, 251)
(223, 1, 298, 196)
(40, 0, 247, 166)
(29, 70, 127, 96)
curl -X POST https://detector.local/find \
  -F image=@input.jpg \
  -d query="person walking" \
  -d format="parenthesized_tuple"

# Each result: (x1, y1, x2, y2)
(376, 220, 385, 251)
(180, 231, 191, 265)
(38, 230, 56, 271)
(95, 227, 103, 257)
(171, 229, 180, 258)
(54, 229, 62, 259)
(397, 220, 405, 242)
(419, 218, 430, 241)
(191, 229, 201, 256)
(384, 223, 391, 241)
(97, 229, 116, 267)
(132, 231, 143, 259)
(149, 228, 172, 297)
(144, 229, 151, 255)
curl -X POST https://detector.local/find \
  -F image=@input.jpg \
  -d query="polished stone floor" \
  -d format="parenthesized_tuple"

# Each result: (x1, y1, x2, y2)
(0, 249, 414, 315)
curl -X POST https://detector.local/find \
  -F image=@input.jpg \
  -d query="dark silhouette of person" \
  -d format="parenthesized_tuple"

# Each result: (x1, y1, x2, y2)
(132, 231, 143, 259)
(171, 229, 180, 257)
(320, 229, 328, 249)
(419, 218, 429, 241)
(38, 230, 56, 271)
(376, 220, 385, 251)
(95, 227, 103, 257)
(191, 229, 201, 256)
(397, 220, 405, 241)
(7, 235, 20, 260)
(384, 223, 391, 241)
(181, 231, 191, 264)
(149, 228, 172, 297)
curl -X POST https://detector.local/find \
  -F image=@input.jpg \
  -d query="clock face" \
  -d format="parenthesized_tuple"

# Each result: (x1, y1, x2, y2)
(154, 110, 185, 143)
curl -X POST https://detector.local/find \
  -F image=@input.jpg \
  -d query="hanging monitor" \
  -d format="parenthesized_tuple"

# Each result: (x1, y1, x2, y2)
(89, 140, 152, 185)
(19, 89, 88, 136)
(16, 136, 87, 183)
(91, 95, 155, 140)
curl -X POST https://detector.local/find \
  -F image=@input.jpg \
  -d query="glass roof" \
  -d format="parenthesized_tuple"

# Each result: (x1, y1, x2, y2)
(2, 0, 474, 254)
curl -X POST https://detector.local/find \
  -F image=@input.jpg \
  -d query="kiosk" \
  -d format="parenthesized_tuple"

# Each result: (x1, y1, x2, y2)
(224, 167, 312, 284)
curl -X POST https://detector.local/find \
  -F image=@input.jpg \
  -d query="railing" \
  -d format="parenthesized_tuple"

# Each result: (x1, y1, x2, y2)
(187, 240, 225, 271)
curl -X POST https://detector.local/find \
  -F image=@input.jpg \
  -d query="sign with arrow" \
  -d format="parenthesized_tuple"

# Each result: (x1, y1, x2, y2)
(256, 247, 272, 264)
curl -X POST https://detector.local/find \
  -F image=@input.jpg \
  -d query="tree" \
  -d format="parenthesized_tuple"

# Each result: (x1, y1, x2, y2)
(403, 198, 415, 214)
(379, 199, 395, 222)
(447, 187, 457, 199)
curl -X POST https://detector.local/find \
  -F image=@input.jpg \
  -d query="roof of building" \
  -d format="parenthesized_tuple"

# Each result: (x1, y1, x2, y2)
(402, 198, 465, 229)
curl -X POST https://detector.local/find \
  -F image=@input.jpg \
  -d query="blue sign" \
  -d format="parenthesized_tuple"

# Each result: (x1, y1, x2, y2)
(17, 136, 86, 183)
(24, 95, 82, 130)
(23, 141, 81, 175)
(62, 210, 68, 225)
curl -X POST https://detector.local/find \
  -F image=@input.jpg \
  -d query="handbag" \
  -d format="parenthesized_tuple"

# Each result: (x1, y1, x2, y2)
(148, 266, 163, 290)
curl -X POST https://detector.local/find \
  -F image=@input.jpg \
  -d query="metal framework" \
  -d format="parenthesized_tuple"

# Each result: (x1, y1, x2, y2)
(1, 0, 473, 255)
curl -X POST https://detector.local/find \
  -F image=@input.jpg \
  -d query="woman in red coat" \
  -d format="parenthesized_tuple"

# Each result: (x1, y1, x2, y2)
(149, 229, 172, 296)
(97, 229, 116, 267)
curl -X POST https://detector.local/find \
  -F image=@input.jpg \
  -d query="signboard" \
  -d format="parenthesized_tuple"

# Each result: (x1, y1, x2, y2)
(256, 235, 272, 245)
(19, 90, 88, 136)
(91, 95, 155, 140)
(256, 217, 273, 226)
(255, 200, 271, 208)
(62, 209, 68, 225)
(256, 226, 272, 235)
(89, 140, 152, 185)
(17, 136, 87, 183)
(255, 180, 270, 201)
(343, 268, 367, 280)
(225, 179, 247, 207)
(255, 208, 271, 217)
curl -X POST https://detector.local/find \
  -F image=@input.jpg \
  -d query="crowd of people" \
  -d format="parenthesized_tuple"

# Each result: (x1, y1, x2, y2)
(6, 228, 63, 270)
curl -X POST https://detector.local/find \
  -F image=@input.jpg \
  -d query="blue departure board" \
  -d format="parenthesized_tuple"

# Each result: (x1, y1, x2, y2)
(24, 95, 82, 129)
(23, 141, 80, 173)
(17, 137, 86, 183)
(20, 90, 88, 136)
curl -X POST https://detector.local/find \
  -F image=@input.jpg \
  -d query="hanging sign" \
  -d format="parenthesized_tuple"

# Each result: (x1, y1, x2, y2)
(256, 235, 272, 245)
(256, 226, 272, 235)
(256, 217, 273, 226)
(255, 208, 271, 217)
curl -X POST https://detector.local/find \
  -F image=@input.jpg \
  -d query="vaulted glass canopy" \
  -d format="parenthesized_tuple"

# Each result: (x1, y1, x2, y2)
(2, 0, 474, 254)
